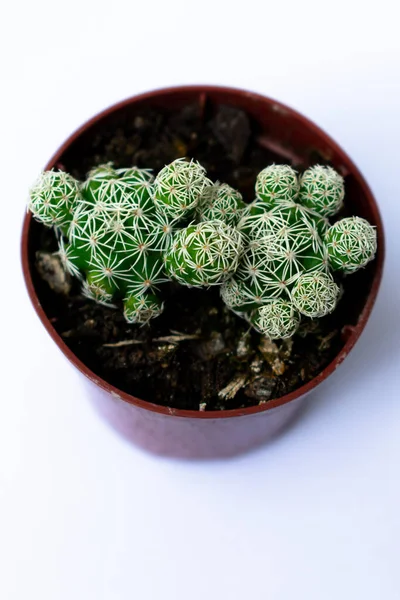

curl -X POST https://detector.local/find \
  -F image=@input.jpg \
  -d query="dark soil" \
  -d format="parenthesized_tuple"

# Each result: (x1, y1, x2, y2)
(28, 99, 374, 411)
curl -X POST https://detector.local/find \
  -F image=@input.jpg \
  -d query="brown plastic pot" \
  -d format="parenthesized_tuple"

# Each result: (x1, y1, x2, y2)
(21, 85, 384, 459)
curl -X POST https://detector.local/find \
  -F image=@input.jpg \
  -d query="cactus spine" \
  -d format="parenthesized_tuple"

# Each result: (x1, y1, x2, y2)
(28, 158, 377, 338)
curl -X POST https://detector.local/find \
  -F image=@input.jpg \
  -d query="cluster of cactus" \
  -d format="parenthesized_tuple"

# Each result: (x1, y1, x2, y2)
(28, 159, 377, 339)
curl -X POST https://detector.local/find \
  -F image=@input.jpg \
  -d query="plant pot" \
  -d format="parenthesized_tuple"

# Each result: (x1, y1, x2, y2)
(21, 85, 384, 459)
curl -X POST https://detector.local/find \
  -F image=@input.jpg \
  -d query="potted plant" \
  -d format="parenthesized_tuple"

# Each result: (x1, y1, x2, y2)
(21, 85, 384, 458)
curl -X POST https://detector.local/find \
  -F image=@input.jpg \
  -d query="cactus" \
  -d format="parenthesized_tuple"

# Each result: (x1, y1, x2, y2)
(29, 170, 81, 232)
(250, 299, 300, 340)
(291, 272, 340, 318)
(124, 292, 164, 324)
(197, 182, 246, 226)
(29, 163, 174, 323)
(298, 165, 344, 217)
(225, 199, 330, 317)
(325, 216, 377, 272)
(153, 158, 211, 221)
(237, 199, 329, 245)
(28, 157, 377, 339)
(165, 220, 243, 287)
(255, 164, 299, 206)
(221, 164, 376, 339)
(68, 165, 166, 311)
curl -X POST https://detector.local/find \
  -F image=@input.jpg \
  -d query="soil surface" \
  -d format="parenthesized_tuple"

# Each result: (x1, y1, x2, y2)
(28, 100, 373, 411)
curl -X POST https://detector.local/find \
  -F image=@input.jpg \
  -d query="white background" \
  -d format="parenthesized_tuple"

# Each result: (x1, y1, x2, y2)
(1, 1, 400, 598)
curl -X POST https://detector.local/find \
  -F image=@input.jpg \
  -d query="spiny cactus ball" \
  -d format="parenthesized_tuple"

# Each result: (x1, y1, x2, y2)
(82, 163, 154, 207)
(124, 253, 167, 297)
(197, 183, 245, 227)
(29, 170, 81, 231)
(250, 299, 301, 340)
(165, 220, 243, 287)
(235, 201, 329, 298)
(299, 165, 344, 217)
(153, 158, 211, 221)
(255, 164, 299, 206)
(237, 199, 329, 245)
(291, 272, 340, 318)
(81, 275, 115, 307)
(324, 216, 377, 272)
(123, 292, 164, 325)
(28, 157, 377, 340)
(220, 276, 249, 314)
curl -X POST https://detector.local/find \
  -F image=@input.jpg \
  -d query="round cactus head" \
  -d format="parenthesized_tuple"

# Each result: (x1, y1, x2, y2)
(250, 299, 300, 339)
(324, 216, 377, 273)
(298, 165, 344, 217)
(28, 158, 378, 337)
(57, 237, 86, 279)
(255, 164, 299, 207)
(29, 170, 81, 231)
(197, 182, 245, 227)
(82, 163, 154, 208)
(153, 158, 211, 222)
(291, 272, 340, 317)
(123, 292, 164, 325)
(165, 220, 243, 287)
(125, 252, 167, 297)
(81, 273, 116, 307)
(220, 277, 250, 314)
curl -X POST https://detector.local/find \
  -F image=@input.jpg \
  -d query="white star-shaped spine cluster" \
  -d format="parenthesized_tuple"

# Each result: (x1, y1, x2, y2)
(197, 182, 245, 227)
(153, 158, 211, 221)
(299, 165, 344, 217)
(325, 216, 377, 272)
(255, 164, 299, 206)
(165, 220, 243, 287)
(28, 158, 377, 336)
(250, 300, 300, 339)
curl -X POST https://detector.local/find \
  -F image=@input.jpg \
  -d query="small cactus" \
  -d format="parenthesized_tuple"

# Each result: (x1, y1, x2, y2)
(255, 164, 299, 206)
(165, 220, 243, 287)
(221, 163, 375, 339)
(291, 272, 340, 318)
(197, 182, 245, 226)
(28, 157, 377, 339)
(325, 216, 377, 272)
(29, 170, 81, 232)
(250, 300, 300, 340)
(298, 165, 344, 217)
(28, 162, 173, 324)
(153, 158, 211, 221)
(124, 292, 164, 324)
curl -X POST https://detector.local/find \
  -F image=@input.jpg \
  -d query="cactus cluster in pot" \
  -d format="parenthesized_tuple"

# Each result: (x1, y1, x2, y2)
(28, 159, 377, 339)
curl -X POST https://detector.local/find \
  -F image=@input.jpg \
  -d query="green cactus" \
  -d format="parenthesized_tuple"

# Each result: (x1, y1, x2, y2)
(197, 182, 246, 226)
(29, 163, 173, 323)
(298, 165, 344, 217)
(250, 299, 300, 340)
(153, 158, 211, 222)
(29, 170, 81, 233)
(291, 272, 340, 318)
(324, 216, 377, 272)
(124, 292, 164, 324)
(221, 164, 376, 339)
(238, 199, 329, 245)
(165, 220, 243, 287)
(255, 164, 299, 206)
(28, 157, 377, 340)
(226, 199, 330, 316)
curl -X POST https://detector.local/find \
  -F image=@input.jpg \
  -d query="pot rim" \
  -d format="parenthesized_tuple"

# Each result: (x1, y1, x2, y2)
(21, 84, 385, 419)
